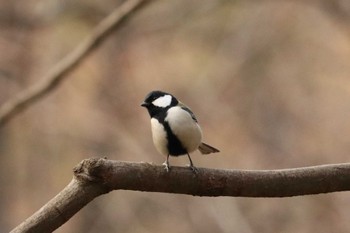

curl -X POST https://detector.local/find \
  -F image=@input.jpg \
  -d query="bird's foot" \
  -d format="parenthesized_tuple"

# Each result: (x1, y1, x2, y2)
(162, 161, 170, 172)
(188, 164, 198, 174)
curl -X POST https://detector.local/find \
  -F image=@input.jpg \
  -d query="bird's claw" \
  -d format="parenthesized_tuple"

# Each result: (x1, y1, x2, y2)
(162, 161, 170, 172)
(188, 164, 199, 174)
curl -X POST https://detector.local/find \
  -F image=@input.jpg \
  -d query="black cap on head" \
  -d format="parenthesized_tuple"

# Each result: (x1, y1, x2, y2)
(141, 90, 178, 117)
(143, 90, 168, 103)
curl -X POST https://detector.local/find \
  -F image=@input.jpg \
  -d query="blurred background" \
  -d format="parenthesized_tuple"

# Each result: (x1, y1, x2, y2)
(1, 0, 350, 232)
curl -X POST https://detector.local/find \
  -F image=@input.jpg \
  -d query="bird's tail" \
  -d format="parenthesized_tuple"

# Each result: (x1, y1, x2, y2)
(198, 142, 220, 154)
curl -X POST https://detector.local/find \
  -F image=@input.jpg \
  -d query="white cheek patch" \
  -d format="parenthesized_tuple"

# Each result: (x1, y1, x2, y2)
(152, 94, 172, 107)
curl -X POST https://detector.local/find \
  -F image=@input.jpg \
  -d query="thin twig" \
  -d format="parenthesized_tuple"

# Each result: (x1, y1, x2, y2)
(0, 0, 150, 126)
(10, 158, 350, 232)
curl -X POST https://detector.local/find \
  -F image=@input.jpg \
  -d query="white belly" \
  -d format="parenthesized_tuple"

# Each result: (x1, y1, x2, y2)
(166, 106, 202, 153)
(151, 118, 169, 155)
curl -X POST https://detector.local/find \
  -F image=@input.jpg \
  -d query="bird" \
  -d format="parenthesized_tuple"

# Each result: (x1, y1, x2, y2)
(141, 90, 219, 172)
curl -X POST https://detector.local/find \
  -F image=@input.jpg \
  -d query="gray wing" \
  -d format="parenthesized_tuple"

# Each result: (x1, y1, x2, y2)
(178, 102, 198, 122)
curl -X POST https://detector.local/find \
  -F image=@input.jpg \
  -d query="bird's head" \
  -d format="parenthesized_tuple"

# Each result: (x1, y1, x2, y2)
(141, 90, 178, 117)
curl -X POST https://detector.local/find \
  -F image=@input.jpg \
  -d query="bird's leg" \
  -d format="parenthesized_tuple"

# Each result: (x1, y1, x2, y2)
(186, 153, 198, 174)
(162, 154, 170, 172)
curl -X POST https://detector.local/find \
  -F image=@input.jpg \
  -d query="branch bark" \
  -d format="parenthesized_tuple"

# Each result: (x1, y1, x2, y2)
(0, 0, 150, 126)
(10, 158, 350, 233)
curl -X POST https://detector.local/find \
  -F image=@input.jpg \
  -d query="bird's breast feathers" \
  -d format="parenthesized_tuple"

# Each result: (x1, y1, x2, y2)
(165, 106, 202, 153)
(150, 106, 203, 156)
(150, 118, 168, 155)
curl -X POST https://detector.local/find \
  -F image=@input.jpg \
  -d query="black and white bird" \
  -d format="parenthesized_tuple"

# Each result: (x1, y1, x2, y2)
(141, 90, 219, 172)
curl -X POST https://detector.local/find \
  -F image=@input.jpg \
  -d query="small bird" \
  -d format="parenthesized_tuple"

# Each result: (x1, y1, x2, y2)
(141, 90, 219, 172)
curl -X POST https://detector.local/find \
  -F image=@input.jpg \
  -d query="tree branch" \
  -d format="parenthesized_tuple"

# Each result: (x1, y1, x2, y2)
(10, 158, 350, 233)
(0, 0, 150, 126)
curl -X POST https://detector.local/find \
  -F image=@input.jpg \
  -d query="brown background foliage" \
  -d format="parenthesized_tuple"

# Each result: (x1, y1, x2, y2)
(1, 1, 350, 232)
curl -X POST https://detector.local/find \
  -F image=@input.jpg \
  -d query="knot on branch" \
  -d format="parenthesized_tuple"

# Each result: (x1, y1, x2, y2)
(73, 157, 110, 184)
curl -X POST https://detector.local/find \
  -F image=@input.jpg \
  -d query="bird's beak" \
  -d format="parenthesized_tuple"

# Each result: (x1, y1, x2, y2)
(141, 102, 149, 107)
